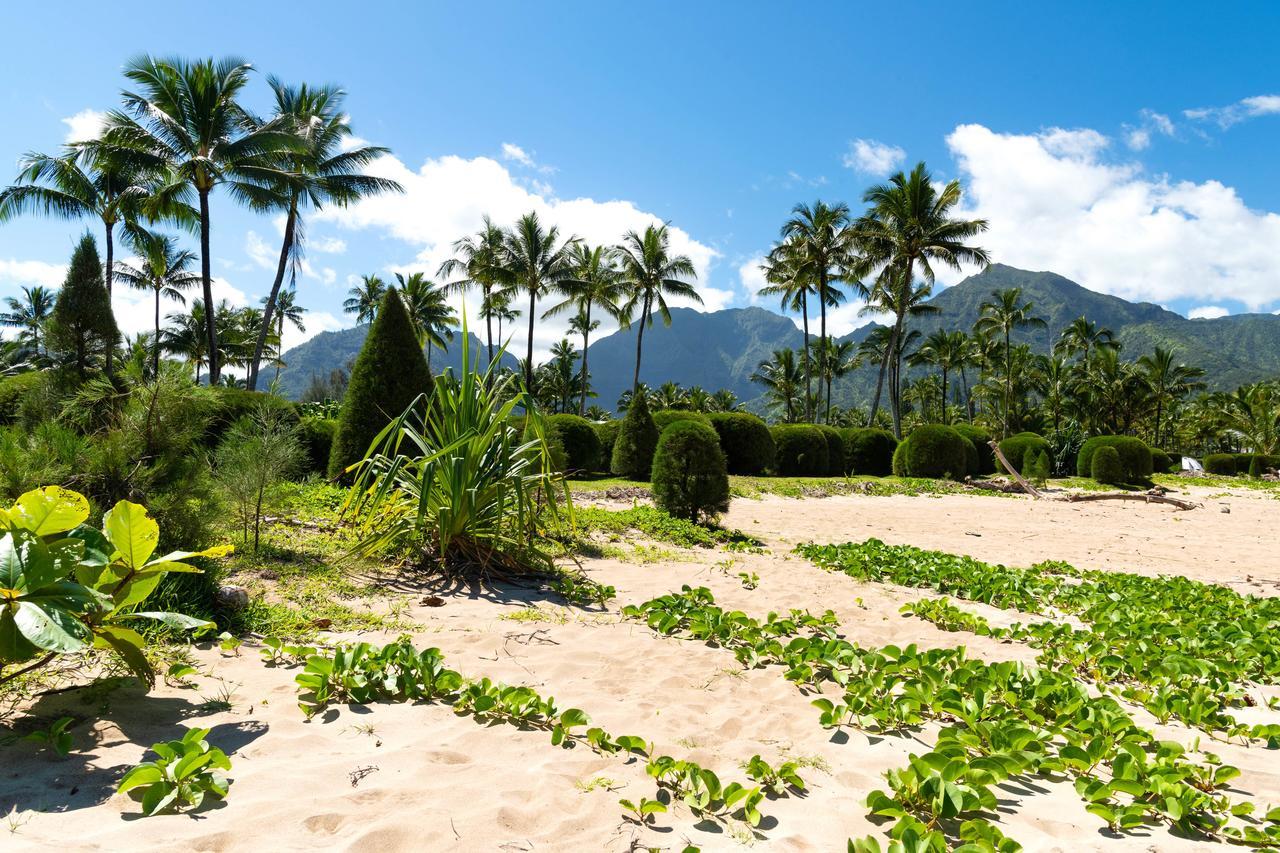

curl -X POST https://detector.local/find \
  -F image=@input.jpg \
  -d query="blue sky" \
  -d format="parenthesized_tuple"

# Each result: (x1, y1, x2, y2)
(2, 1, 1279, 357)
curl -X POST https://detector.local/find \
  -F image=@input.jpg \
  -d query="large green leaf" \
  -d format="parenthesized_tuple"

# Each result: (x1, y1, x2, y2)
(0, 610, 38, 662)
(22, 581, 108, 614)
(13, 601, 91, 653)
(120, 611, 215, 635)
(0, 532, 21, 591)
(93, 623, 152, 685)
(103, 501, 160, 571)
(8, 487, 90, 537)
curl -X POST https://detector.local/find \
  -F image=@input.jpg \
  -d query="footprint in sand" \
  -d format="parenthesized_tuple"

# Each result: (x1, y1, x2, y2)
(303, 813, 348, 835)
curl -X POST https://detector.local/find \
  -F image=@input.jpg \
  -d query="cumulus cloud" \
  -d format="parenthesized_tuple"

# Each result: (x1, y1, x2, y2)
(942, 123, 1280, 311)
(1187, 305, 1229, 320)
(310, 236, 347, 254)
(739, 256, 767, 306)
(61, 109, 105, 143)
(0, 258, 65, 288)
(843, 139, 906, 177)
(314, 150, 720, 359)
(1185, 94, 1280, 128)
(109, 272, 249, 341)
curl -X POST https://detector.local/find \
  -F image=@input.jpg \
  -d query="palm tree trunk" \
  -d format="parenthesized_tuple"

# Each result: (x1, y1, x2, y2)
(632, 295, 650, 395)
(526, 281, 537, 393)
(819, 274, 828, 424)
(888, 318, 905, 438)
(484, 284, 494, 368)
(1003, 329, 1012, 438)
(199, 189, 219, 385)
(273, 312, 285, 385)
(941, 368, 949, 425)
(800, 291, 812, 422)
(579, 302, 592, 416)
(960, 365, 973, 421)
(869, 327, 894, 429)
(250, 200, 296, 391)
(104, 221, 115, 377)
(153, 290, 161, 377)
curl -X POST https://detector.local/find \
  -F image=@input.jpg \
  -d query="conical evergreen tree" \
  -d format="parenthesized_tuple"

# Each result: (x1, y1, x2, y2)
(47, 233, 118, 377)
(328, 288, 433, 477)
(610, 391, 659, 480)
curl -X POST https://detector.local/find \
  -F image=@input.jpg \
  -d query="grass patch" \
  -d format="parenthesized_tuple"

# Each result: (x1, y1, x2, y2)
(572, 505, 764, 550)
(1152, 473, 1280, 492)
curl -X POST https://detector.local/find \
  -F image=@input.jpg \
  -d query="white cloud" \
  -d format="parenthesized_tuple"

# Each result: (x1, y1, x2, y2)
(843, 139, 906, 177)
(0, 258, 65, 288)
(61, 109, 105, 143)
(1123, 109, 1176, 152)
(245, 231, 276, 271)
(942, 123, 1280, 310)
(501, 143, 534, 167)
(310, 236, 347, 254)
(1188, 305, 1229, 320)
(739, 256, 767, 306)
(1185, 94, 1280, 128)
(281, 310, 343, 353)
(110, 273, 248, 341)
(315, 150, 720, 360)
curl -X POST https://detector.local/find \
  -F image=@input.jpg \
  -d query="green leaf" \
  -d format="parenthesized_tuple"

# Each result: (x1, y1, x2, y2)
(117, 764, 164, 793)
(103, 500, 161, 570)
(120, 611, 215, 634)
(9, 487, 90, 537)
(14, 601, 91, 653)
(93, 624, 153, 686)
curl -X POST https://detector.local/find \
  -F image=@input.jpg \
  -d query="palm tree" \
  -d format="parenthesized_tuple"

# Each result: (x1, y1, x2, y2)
(244, 78, 402, 390)
(1032, 353, 1074, 434)
(862, 272, 938, 429)
(504, 211, 577, 393)
(751, 348, 804, 423)
(813, 337, 857, 423)
(344, 274, 386, 323)
(161, 301, 209, 382)
(486, 293, 519, 347)
(396, 272, 458, 371)
(976, 288, 1046, 437)
(113, 231, 201, 374)
(262, 285, 306, 384)
(1, 285, 56, 356)
(438, 216, 510, 366)
(710, 389, 742, 413)
(103, 55, 300, 384)
(758, 239, 815, 420)
(1056, 316, 1116, 363)
(615, 224, 700, 395)
(910, 329, 968, 425)
(853, 162, 990, 436)
(544, 242, 627, 414)
(1138, 346, 1205, 447)
(1221, 382, 1280, 455)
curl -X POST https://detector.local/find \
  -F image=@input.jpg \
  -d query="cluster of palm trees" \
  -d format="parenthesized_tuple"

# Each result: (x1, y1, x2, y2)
(0, 55, 400, 388)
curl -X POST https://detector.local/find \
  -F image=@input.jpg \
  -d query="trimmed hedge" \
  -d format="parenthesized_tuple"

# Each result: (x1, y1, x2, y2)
(1076, 435, 1153, 484)
(1205, 452, 1280, 476)
(1091, 445, 1124, 485)
(997, 432, 1050, 477)
(841, 428, 897, 476)
(547, 413, 602, 474)
(816, 425, 845, 476)
(298, 416, 337, 474)
(651, 420, 730, 523)
(952, 424, 995, 475)
(0, 372, 43, 425)
(652, 409, 711, 432)
(1150, 448, 1174, 475)
(707, 412, 774, 475)
(770, 425, 829, 476)
(593, 420, 621, 468)
(1204, 453, 1236, 475)
(611, 393, 659, 480)
(892, 424, 971, 480)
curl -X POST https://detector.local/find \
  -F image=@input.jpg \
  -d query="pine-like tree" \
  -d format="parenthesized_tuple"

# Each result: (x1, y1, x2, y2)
(328, 289, 433, 477)
(610, 391, 659, 480)
(47, 233, 118, 377)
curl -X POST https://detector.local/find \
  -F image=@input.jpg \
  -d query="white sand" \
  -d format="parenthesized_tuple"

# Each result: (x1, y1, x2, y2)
(3, 482, 1276, 851)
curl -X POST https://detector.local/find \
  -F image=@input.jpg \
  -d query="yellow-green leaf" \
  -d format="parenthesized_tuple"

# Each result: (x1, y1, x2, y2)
(9, 487, 90, 537)
(103, 501, 160, 571)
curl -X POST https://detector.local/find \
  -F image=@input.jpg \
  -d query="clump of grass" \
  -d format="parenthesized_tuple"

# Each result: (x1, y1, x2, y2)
(571, 505, 763, 550)
(500, 606, 571, 625)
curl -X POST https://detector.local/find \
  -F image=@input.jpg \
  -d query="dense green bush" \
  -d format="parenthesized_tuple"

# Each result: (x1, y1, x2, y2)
(593, 420, 621, 467)
(952, 424, 995, 475)
(298, 416, 337, 475)
(329, 289, 433, 478)
(707, 412, 774, 475)
(892, 424, 970, 480)
(0, 372, 43, 424)
(1024, 448, 1052, 484)
(1206, 452, 1280, 476)
(1204, 453, 1236, 475)
(1149, 448, 1174, 474)
(1076, 435, 1153, 484)
(997, 432, 1051, 476)
(770, 425, 829, 476)
(816, 425, 845, 476)
(651, 420, 730, 523)
(652, 409, 711, 432)
(546, 413, 602, 474)
(1091, 445, 1124, 485)
(841, 428, 897, 476)
(611, 393, 659, 480)
(205, 387, 299, 447)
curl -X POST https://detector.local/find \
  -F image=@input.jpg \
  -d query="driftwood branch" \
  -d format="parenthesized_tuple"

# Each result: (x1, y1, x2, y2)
(987, 441, 1199, 511)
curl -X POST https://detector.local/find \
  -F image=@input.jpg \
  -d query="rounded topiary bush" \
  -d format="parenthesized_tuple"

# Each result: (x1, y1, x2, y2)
(997, 432, 1050, 477)
(892, 424, 971, 480)
(1076, 435, 1153, 484)
(770, 425, 829, 476)
(841, 428, 897, 476)
(547, 413, 602, 474)
(952, 424, 995, 475)
(611, 393, 659, 480)
(1091, 445, 1124, 485)
(651, 420, 730, 523)
(298, 416, 337, 474)
(652, 409, 711, 432)
(593, 420, 621, 467)
(1149, 448, 1174, 475)
(1203, 453, 1237, 475)
(816, 425, 845, 476)
(707, 412, 774, 475)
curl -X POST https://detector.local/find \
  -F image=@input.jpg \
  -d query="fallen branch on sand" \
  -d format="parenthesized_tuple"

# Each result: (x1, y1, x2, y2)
(988, 441, 1199, 511)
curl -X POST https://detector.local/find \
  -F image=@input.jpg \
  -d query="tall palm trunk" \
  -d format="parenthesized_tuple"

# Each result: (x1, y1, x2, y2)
(579, 301, 592, 416)
(869, 326, 894, 429)
(960, 365, 973, 421)
(526, 281, 537, 393)
(800, 290, 812, 422)
(632, 294, 651, 394)
(102, 220, 116, 376)
(153, 289, 162, 377)
(1003, 329, 1012, 438)
(940, 367, 949, 425)
(273, 311, 285, 385)
(484, 283, 494, 368)
(198, 189, 220, 385)
(250, 198, 297, 391)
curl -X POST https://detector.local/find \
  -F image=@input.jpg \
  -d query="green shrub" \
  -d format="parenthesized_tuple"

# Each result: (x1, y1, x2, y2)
(707, 412, 774, 475)
(546, 413, 602, 474)
(593, 420, 621, 467)
(1204, 453, 1236, 475)
(997, 432, 1050, 476)
(770, 425, 829, 476)
(816, 425, 845, 476)
(298, 416, 337, 475)
(652, 409, 711, 432)
(1076, 435, 1153, 484)
(1024, 448, 1051, 484)
(952, 424, 995, 474)
(892, 424, 970, 480)
(651, 421, 730, 523)
(841, 428, 897, 476)
(205, 387, 298, 448)
(610, 393, 659, 480)
(1091, 445, 1124, 485)
(0, 372, 43, 424)
(1149, 448, 1174, 474)
(329, 289, 433, 478)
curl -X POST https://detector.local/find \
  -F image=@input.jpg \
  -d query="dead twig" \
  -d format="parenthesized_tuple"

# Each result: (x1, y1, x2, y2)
(988, 441, 1199, 511)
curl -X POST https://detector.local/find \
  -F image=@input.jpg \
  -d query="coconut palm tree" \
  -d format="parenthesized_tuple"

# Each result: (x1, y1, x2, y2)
(1032, 352, 1074, 434)
(161, 301, 209, 382)
(615, 224, 700, 395)
(751, 348, 804, 423)
(1138, 346, 1205, 447)
(395, 272, 458, 371)
(812, 337, 857, 423)
(853, 162, 990, 436)
(486, 292, 519, 348)
(861, 271, 938, 430)
(113, 231, 201, 374)
(710, 389, 742, 413)
(438, 216, 510, 366)
(976, 288, 1046, 437)
(1, 285, 56, 357)
(758, 239, 815, 420)
(543, 242, 627, 414)
(344, 274, 386, 323)
(1221, 382, 1280, 455)
(1056, 316, 1116, 363)
(102, 55, 300, 384)
(244, 79, 402, 390)
(909, 329, 968, 425)
(504, 212, 577, 394)
(261, 285, 307, 384)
